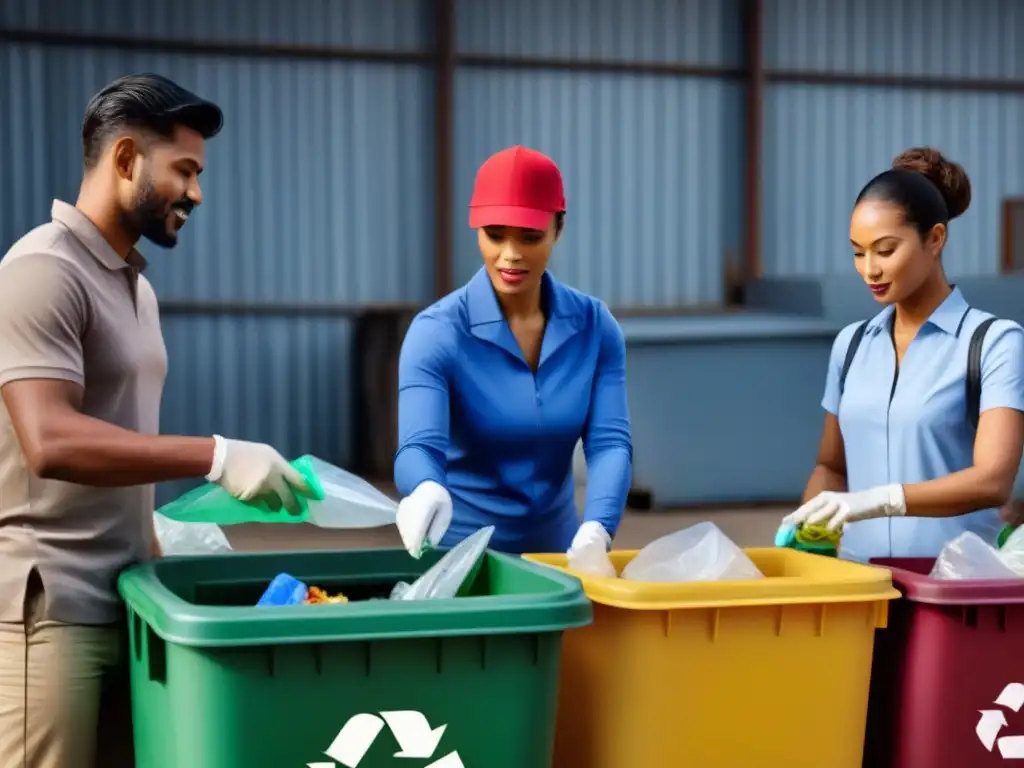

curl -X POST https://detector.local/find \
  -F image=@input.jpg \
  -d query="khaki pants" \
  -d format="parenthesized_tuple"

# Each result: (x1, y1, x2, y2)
(0, 579, 134, 768)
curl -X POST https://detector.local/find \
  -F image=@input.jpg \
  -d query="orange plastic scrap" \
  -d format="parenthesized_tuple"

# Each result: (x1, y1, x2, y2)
(304, 586, 349, 604)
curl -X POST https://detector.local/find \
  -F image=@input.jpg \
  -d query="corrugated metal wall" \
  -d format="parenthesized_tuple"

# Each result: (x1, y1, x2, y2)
(4, 0, 1023, 501)
(761, 0, 1024, 278)
(453, 0, 745, 307)
(0, 0, 429, 47)
(0, 0, 434, 502)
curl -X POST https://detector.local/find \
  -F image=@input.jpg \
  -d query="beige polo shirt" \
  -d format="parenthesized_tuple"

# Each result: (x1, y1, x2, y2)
(0, 200, 167, 625)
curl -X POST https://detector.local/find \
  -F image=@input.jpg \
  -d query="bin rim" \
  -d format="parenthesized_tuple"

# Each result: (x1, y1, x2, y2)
(870, 556, 1024, 605)
(523, 547, 900, 610)
(118, 548, 593, 648)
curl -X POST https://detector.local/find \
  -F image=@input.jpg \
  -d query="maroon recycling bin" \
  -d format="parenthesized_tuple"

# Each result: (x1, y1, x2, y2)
(864, 557, 1024, 768)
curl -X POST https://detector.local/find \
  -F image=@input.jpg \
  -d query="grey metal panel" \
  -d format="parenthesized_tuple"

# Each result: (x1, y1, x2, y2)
(455, 0, 744, 66)
(762, 84, 1024, 278)
(0, 42, 436, 304)
(453, 68, 745, 307)
(625, 324, 832, 505)
(763, 0, 1024, 78)
(0, 0, 433, 50)
(156, 314, 353, 505)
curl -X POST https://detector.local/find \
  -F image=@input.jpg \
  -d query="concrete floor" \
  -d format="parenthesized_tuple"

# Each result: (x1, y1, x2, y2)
(223, 504, 791, 553)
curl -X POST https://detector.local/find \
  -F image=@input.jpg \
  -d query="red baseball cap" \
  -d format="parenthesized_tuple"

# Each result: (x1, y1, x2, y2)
(468, 145, 566, 230)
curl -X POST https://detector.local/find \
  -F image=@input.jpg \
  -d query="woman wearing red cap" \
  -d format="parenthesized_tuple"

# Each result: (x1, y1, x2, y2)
(392, 145, 632, 574)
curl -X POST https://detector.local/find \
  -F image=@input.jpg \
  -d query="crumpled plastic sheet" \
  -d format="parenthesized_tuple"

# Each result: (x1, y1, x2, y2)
(621, 521, 764, 582)
(304, 457, 399, 529)
(999, 525, 1024, 576)
(930, 530, 1024, 580)
(153, 511, 233, 555)
(391, 526, 494, 600)
(156, 456, 398, 529)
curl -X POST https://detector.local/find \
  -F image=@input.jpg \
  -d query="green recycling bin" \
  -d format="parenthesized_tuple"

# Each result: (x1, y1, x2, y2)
(117, 547, 592, 768)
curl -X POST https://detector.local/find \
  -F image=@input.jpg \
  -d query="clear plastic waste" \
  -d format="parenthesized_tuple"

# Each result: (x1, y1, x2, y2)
(156, 455, 398, 529)
(621, 521, 764, 582)
(304, 456, 399, 529)
(929, 531, 1019, 580)
(153, 512, 233, 555)
(391, 526, 495, 600)
(999, 526, 1024, 576)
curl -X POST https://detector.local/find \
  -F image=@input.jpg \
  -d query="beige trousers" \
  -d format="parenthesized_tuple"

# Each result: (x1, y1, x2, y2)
(0, 578, 134, 768)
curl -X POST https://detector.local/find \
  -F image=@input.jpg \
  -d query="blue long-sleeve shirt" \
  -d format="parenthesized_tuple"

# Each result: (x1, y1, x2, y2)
(394, 267, 633, 554)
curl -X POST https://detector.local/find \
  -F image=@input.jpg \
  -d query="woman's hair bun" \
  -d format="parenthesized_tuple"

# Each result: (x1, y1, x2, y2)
(892, 147, 971, 220)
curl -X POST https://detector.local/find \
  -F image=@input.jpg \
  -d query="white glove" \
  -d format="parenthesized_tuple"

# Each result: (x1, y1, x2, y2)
(205, 435, 313, 516)
(783, 484, 907, 532)
(396, 481, 453, 558)
(567, 521, 616, 578)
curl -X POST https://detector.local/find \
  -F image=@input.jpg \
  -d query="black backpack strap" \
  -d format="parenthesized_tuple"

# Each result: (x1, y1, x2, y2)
(839, 321, 868, 396)
(967, 317, 998, 432)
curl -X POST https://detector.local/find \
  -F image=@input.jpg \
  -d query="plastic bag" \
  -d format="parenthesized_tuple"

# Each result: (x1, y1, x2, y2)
(303, 456, 398, 528)
(156, 455, 397, 529)
(999, 526, 1024, 576)
(621, 521, 764, 582)
(153, 511, 233, 555)
(929, 531, 1019, 580)
(391, 526, 494, 601)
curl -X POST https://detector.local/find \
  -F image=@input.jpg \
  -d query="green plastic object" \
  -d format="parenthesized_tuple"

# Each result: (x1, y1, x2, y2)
(774, 523, 840, 557)
(156, 455, 326, 525)
(998, 525, 1014, 549)
(117, 547, 593, 768)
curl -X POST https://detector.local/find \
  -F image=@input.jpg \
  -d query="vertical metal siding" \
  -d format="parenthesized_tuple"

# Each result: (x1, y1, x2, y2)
(763, 0, 1024, 77)
(762, 85, 1024, 277)
(0, 0, 433, 51)
(155, 314, 353, 505)
(454, 69, 745, 307)
(762, 0, 1024, 279)
(1, 0, 433, 479)
(455, 0, 743, 67)
(0, 43, 436, 304)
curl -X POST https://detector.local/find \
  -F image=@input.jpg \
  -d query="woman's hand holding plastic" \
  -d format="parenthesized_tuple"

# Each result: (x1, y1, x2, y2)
(567, 520, 616, 577)
(396, 481, 453, 558)
(783, 484, 907, 532)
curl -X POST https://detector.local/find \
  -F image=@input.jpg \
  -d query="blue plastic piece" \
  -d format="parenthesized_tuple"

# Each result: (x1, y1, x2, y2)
(774, 524, 797, 548)
(257, 573, 308, 607)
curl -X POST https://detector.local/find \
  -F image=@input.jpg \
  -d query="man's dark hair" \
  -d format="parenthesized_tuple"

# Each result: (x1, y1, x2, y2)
(82, 73, 224, 169)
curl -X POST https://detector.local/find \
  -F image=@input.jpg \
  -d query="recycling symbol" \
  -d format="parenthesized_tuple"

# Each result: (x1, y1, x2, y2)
(978, 683, 1024, 759)
(307, 711, 464, 768)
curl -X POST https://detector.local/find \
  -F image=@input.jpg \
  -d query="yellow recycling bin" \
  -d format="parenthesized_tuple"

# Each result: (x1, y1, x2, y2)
(523, 547, 899, 768)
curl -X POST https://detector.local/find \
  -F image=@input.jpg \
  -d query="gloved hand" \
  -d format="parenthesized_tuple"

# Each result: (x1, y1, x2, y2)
(1001, 501, 1024, 530)
(567, 520, 616, 578)
(396, 481, 453, 558)
(782, 484, 907, 532)
(206, 435, 315, 516)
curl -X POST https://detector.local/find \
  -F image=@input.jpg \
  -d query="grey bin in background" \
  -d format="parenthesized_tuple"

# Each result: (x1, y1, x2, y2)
(350, 307, 418, 483)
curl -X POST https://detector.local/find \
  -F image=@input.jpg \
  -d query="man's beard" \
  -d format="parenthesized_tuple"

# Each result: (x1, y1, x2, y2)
(122, 173, 179, 249)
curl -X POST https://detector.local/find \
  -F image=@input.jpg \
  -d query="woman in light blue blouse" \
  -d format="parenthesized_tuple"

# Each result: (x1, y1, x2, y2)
(785, 147, 1024, 561)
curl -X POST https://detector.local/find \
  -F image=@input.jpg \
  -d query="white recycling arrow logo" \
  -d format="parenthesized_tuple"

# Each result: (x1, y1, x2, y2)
(978, 682, 1024, 759)
(307, 710, 464, 768)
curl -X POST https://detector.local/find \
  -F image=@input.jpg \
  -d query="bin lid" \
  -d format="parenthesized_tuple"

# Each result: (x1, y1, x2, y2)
(118, 547, 593, 647)
(871, 557, 1024, 605)
(524, 548, 900, 611)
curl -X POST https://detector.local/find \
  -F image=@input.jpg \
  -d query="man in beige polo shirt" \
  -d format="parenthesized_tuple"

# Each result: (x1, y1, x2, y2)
(0, 74, 315, 767)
